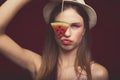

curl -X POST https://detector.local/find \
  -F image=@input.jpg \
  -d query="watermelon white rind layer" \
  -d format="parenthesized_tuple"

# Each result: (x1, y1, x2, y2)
(51, 22, 69, 27)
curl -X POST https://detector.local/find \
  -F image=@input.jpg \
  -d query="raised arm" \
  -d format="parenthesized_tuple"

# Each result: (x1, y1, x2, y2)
(0, 0, 41, 77)
(0, 0, 30, 28)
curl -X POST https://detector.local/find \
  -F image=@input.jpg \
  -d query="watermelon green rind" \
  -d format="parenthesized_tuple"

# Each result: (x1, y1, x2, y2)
(51, 22, 69, 27)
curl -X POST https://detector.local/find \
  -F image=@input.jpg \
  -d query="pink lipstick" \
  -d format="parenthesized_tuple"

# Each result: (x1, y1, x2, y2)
(61, 39, 72, 45)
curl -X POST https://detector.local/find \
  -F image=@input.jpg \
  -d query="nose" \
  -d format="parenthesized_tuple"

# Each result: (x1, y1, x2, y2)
(64, 27, 71, 37)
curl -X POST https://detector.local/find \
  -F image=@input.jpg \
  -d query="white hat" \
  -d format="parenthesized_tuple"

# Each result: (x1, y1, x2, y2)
(43, 0, 97, 28)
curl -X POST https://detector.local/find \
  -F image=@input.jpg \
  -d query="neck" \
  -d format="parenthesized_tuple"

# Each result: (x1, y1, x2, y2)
(58, 48, 78, 68)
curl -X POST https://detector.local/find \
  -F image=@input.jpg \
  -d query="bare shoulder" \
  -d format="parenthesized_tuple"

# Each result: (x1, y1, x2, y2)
(91, 62, 109, 80)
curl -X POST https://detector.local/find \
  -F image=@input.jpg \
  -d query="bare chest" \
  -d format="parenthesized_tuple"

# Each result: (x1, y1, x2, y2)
(57, 67, 76, 80)
(57, 67, 87, 80)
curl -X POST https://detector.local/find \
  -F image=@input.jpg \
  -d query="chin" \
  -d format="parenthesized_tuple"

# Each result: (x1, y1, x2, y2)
(60, 45, 76, 52)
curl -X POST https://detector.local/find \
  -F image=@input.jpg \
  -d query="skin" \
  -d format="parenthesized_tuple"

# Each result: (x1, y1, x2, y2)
(55, 8, 85, 80)
(55, 8, 85, 52)
(55, 8, 109, 80)
(0, 0, 41, 78)
(0, 0, 108, 80)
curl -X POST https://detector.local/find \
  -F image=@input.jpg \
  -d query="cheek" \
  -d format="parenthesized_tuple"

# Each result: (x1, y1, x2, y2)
(74, 31, 83, 41)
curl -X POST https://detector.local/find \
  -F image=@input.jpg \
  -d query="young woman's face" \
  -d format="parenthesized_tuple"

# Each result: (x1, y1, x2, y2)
(53, 8, 85, 51)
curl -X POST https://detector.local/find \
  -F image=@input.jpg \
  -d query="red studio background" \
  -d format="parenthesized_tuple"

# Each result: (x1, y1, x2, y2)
(0, 0, 120, 80)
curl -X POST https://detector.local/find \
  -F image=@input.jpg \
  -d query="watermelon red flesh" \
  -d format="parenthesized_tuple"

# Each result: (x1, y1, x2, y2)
(52, 25, 68, 38)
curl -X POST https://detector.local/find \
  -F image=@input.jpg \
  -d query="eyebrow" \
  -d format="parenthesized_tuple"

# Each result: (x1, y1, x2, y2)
(71, 23, 81, 25)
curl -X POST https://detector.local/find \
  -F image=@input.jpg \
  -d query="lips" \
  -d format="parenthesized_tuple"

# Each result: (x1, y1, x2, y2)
(61, 39, 72, 45)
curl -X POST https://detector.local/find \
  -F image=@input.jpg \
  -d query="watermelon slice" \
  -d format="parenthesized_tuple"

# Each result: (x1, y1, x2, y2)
(51, 22, 69, 38)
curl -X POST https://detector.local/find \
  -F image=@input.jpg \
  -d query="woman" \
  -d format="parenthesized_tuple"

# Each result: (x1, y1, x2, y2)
(0, 0, 108, 80)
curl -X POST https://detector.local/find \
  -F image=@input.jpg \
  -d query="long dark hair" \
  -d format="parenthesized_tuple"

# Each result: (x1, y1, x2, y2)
(36, 2, 92, 80)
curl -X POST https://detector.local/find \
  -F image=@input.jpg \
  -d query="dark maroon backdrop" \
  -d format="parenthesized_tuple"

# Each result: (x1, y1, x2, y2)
(0, 0, 120, 80)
